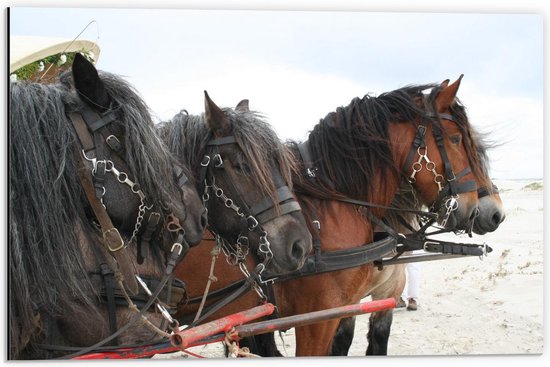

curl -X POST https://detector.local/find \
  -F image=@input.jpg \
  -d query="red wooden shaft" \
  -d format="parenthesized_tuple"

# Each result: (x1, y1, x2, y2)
(170, 303, 275, 349)
(232, 298, 396, 339)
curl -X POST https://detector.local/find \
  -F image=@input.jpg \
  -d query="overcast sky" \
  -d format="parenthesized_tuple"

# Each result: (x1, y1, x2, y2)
(9, 4, 543, 179)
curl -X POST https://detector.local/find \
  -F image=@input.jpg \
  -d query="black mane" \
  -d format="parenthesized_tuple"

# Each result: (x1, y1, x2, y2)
(157, 108, 298, 207)
(9, 70, 189, 357)
(291, 84, 438, 202)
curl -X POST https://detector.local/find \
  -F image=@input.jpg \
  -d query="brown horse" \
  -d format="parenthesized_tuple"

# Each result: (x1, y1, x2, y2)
(157, 95, 313, 325)
(9, 54, 206, 359)
(237, 80, 496, 355)
(254, 80, 504, 355)
(329, 105, 507, 356)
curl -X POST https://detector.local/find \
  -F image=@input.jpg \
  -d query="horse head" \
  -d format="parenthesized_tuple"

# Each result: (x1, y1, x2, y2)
(70, 53, 206, 256)
(199, 93, 312, 275)
(391, 76, 480, 231)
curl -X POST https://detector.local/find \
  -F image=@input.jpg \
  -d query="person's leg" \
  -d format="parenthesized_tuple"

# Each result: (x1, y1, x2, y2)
(406, 262, 421, 310)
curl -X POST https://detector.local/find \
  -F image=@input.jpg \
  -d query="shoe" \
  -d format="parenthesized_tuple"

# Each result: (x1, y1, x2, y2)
(407, 298, 417, 311)
(396, 297, 406, 308)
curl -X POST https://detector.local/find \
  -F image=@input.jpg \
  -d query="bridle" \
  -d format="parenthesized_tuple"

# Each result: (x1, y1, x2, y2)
(402, 112, 478, 230)
(47, 104, 193, 358)
(70, 104, 190, 255)
(198, 134, 302, 281)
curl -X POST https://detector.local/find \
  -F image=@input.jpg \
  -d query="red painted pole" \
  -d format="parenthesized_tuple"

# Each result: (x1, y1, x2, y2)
(230, 298, 396, 339)
(170, 303, 275, 349)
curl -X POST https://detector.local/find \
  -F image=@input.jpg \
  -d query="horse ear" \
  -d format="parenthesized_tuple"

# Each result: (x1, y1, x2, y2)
(235, 99, 249, 112)
(204, 91, 231, 137)
(436, 75, 463, 112)
(72, 53, 111, 111)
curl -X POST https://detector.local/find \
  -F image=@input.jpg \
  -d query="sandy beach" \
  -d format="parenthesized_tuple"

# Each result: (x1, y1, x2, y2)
(159, 179, 544, 359)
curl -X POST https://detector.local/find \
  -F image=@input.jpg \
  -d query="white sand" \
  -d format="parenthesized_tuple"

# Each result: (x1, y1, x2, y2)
(159, 179, 543, 358)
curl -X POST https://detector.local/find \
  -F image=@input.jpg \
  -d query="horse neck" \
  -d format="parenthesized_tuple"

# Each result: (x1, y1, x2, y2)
(311, 200, 374, 252)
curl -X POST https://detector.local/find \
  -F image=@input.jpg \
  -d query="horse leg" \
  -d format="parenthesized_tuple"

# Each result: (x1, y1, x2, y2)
(366, 308, 393, 355)
(295, 319, 342, 356)
(330, 316, 356, 356)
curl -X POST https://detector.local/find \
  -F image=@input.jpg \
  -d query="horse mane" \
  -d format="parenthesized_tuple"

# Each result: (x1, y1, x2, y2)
(291, 84, 438, 203)
(158, 108, 299, 209)
(9, 70, 188, 357)
(9, 81, 98, 357)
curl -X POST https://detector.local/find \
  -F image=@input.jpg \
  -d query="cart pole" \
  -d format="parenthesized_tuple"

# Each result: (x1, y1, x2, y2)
(230, 298, 396, 339)
(170, 303, 275, 349)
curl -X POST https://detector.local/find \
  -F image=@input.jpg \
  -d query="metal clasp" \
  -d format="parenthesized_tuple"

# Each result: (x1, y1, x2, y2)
(171, 242, 183, 256)
(104, 228, 125, 251)
(423, 241, 439, 252)
(201, 155, 211, 167)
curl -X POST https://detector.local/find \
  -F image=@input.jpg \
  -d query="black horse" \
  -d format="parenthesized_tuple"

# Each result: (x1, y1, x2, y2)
(8, 54, 207, 359)
(158, 95, 312, 279)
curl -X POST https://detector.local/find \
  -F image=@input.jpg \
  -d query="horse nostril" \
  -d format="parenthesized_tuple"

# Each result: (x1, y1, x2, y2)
(200, 210, 208, 229)
(491, 211, 503, 226)
(291, 239, 306, 261)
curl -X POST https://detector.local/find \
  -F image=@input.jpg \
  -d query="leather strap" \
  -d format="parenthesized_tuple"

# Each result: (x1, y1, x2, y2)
(136, 212, 160, 264)
(297, 141, 318, 178)
(262, 233, 397, 282)
(74, 153, 138, 294)
(99, 263, 119, 345)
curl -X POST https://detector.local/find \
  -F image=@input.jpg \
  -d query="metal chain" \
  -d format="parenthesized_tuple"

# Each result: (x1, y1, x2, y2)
(83, 151, 153, 246)
(201, 153, 272, 299)
(439, 195, 459, 228)
(407, 144, 445, 192)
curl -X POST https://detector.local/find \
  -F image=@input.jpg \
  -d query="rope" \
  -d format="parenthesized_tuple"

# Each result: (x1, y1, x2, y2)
(117, 276, 170, 339)
(224, 333, 260, 358)
(192, 243, 221, 323)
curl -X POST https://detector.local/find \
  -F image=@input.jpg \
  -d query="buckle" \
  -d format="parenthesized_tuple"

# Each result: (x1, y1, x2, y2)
(104, 228, 124, 251)
(171, 242, 183, 256)
(423, 241, 439, 252)
(105, 135, 123, 152)
(247, 216, 259, 230)
(306, 167, 317, 178)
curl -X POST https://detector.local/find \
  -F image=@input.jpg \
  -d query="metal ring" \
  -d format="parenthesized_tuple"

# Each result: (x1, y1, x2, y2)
(117, 172, 128, 183)
(201, 155, 211, 167)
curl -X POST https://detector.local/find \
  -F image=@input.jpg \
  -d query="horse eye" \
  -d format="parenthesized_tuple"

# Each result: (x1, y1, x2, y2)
(450, 134, 462, 145)
(234, 162, 251, 175)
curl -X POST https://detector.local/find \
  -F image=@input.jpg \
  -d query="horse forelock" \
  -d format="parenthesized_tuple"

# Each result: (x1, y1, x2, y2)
(424, 87, 494, 190)
(448, 100, 494, 190)
(226, 108, 298, 207)
(159, 108, 297, 211)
